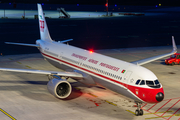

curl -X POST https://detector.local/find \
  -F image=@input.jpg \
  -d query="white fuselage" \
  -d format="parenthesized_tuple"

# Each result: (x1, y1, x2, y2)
(36, 39, 164, 103)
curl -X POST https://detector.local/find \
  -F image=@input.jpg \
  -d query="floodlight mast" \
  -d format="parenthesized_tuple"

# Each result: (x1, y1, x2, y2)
(106, 0, 108, 16)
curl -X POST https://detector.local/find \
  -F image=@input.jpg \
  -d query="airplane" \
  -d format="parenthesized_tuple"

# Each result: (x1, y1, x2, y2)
(1, 4, 177, 116)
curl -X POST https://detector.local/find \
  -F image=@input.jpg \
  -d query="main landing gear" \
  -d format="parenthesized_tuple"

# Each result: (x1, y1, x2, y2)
(135, 102, 143, 116)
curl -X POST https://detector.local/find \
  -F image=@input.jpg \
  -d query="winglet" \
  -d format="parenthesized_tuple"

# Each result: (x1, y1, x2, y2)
(172, 36, 177, 53)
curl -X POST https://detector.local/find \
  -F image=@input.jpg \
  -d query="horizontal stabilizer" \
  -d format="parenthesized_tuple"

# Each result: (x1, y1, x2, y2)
(59, 39, 73, 43)
(5, 42, 39, 47)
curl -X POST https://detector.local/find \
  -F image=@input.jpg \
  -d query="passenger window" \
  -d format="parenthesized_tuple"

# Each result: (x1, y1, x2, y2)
(140, 80, 145, 85)
(135, 80, 141, 85)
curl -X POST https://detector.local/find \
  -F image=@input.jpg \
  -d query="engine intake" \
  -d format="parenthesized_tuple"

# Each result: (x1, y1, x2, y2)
(47, 77, 72, 99)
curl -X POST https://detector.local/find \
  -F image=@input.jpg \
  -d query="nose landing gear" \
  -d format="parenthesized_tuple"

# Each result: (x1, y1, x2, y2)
(135, 102, 143, 116)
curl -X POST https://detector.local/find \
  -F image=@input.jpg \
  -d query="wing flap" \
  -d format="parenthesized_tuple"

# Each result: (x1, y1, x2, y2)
(131, 36, 177, 65)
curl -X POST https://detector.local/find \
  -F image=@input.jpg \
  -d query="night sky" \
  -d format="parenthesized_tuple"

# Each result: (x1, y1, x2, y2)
(0, 0, 180, 6)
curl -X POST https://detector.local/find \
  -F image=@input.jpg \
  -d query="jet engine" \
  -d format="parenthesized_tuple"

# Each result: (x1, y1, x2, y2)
(47, 77, 72, 99)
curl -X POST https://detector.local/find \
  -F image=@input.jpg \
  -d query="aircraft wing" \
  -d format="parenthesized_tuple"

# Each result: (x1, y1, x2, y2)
(0, 68, 83, 79)
(131, 36, 177, 66)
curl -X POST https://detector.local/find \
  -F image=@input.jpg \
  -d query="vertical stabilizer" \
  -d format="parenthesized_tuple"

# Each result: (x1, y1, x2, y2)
(37, 4, 52, 42)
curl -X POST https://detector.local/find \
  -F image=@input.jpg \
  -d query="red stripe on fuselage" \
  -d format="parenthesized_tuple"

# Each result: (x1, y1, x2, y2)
(41, 52, 164, 103)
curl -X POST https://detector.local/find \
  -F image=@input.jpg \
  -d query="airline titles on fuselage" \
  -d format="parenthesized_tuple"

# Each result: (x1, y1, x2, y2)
(99, 62, 120, 72)
(71, 53, 120, 72)
(71, 53, 87, 61)
(88, 59, 98, 64)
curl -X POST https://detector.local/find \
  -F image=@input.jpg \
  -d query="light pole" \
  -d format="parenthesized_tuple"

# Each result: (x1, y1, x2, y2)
(106, 0, 108, 16)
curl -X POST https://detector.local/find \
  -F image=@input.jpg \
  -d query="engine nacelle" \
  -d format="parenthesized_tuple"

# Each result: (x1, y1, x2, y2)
(47, 77, 72, 99)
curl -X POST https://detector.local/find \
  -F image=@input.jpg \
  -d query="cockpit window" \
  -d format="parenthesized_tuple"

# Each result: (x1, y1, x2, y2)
(154, 80, 160, 85)
(147, 80, 160, 88)
(140, 80, 145, 85)
(146, 81, 154, 86)
(135, 80, 141, 85)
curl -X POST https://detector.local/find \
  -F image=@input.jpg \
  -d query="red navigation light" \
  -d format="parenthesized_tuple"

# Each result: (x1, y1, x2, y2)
(89, 50, 93, 53)
(105, 3, 108, 7)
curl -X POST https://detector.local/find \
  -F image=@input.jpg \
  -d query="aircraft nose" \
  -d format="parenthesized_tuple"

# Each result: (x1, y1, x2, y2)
(156, 92, 164, 102)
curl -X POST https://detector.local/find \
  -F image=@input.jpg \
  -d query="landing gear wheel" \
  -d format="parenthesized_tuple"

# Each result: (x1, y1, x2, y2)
(171, 62, 175, 66)
(139, 109, 143, 116)
(135, 102, 143, 116)
(135, 109, 139, 116)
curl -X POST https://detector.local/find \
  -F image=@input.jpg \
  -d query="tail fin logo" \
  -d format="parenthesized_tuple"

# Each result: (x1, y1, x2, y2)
(40, 20, 44, 32)
(39, 15, 43, 20)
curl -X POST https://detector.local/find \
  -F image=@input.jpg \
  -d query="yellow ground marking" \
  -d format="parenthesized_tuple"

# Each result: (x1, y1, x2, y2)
(126, 110, 135, 115)
(16, 61, 22, 64)
(105, 100, 117, 106)
(127, 110, 174, 116)
(87, 93, 98, 97)
(144, 110, 173, 115)
(145, 115, 174, 119)
(9, 58, 13, 60)
(25, 65, 31, 69)
(175, 114, 180, 116)
(0, 108, 16, 120)
(145, 113, 180, 119)
(74, 87, 81, 90)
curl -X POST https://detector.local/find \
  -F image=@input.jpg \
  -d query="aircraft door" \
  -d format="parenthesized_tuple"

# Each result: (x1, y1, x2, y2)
(78, 59, 83, 66)
(59, 52, 63, 64)
(124, 71, 132, 88)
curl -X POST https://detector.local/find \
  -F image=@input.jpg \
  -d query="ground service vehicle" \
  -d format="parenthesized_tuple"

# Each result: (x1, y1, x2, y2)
(165, 53, 180, 65)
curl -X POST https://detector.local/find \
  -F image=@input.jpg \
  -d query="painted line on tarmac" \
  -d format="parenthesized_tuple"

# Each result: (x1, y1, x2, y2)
(161, 99, 180, 117)
(167, 108, 180, 120)
(74, 87, 117, 107)
(145, 115, 171, 119)
(145, 114, 180, 120)
(155, 99, 172, 113)
(126, 110, 174, 118)
(86, 92, 117, 106)
(0, 108, 16, 120)
(105, 100, 117, 106)
(16, 61, 22, 64)
(88, 93, 98, 98)
(25, 65, 31, 69)
(147, 103, 157, 111)
(126, 110, 135, 115)
(74, 87, 81, 90)
(144, 111, 173, 115)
